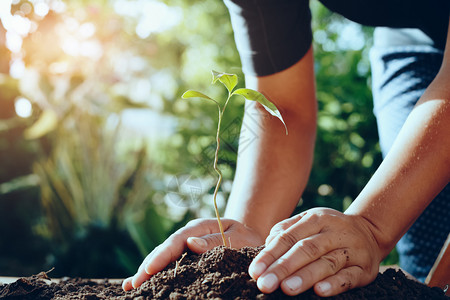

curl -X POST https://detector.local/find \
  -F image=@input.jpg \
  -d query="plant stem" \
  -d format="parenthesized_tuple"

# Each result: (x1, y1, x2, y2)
(212, 98, 229, 247)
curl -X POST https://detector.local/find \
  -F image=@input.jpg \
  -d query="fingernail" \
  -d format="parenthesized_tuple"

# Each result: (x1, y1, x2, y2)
(258, 273, 278, 292)
(144, 262, 151, 274)
(122, 277, 132, 291)
(188, 237, 207, 248)
(284, 276, 303, 291)
(317, 281, 331, 294)
(249, 261, 267, 277)
(131, 276, 139, 289)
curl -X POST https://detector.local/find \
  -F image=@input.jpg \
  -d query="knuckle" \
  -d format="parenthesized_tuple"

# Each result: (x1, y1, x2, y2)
(320, 254, 341, 273)
(304, 212, 320, 224)
(339, 280, 353, 291)
(300, 266, 315, 281)
(277, 230, 299, 247)
(353, 250, 373, 272)
(260, 248, 279, 263)
(297, 239, 321, 259)
(338, 268, 360, 289)
(273, 257, 293, 278)
(270, 217, 296, 235)
(269, 223, 283, 236)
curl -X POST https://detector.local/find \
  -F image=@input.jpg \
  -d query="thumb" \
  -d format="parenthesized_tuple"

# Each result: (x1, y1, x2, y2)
(187, 233, 226, 253)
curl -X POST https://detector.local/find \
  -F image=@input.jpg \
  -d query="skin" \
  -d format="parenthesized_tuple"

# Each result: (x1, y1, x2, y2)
(123, 20, 450, 296)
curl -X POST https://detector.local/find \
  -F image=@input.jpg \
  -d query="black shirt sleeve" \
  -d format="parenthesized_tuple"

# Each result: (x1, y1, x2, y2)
(319, 0, 449, 49)
(224, 0, 312, 76)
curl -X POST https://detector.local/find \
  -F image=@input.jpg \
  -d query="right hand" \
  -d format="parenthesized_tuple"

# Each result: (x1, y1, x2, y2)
(122, 218, 264, 291)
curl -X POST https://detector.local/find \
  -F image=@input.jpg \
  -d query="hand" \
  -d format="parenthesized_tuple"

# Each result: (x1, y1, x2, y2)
(248, 207, 383, 297)
(122, 218, 264, 291)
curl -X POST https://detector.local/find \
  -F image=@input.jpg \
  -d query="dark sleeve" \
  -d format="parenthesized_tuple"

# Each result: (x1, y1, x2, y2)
(319, 0, 450, 50)
(224, 0, 312, 76)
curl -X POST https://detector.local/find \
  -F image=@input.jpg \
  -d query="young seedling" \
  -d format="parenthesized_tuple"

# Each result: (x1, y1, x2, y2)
(182, 70, 287, 247)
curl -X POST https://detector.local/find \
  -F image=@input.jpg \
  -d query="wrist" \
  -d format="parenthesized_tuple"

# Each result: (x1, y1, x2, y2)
(346, 211, 395, 260)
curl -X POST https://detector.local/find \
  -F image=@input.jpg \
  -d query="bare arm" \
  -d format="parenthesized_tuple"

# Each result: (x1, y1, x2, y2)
(249, 20, 450, 297)
(346, 25, 450, 256)
(225, 46, 317, 238)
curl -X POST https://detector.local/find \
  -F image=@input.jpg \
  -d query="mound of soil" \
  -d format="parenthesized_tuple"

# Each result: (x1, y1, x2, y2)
(0, 246, 447, 299)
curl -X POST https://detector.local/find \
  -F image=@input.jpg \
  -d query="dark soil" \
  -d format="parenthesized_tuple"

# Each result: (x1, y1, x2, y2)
(0, 246, 447, 299)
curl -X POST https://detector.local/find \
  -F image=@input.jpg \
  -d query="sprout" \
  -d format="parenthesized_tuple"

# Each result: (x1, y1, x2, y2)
(182, 70, 287, 246)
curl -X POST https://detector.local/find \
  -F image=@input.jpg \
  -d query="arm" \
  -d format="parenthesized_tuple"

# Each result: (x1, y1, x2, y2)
(346, 26, 450, 255)
(225, 46, 317, 238)
(248, 20, 450, 297)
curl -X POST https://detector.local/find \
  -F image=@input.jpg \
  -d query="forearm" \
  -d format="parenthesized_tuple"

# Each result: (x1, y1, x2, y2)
(225, 48, 317, 238)
(225, 103, 316, 238)
(346, 69, 450, 258)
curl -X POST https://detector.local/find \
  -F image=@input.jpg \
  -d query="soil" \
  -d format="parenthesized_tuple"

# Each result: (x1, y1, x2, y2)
(0, 246, 447, 300)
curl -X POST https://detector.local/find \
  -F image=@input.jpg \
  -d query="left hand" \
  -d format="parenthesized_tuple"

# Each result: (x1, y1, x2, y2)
(248, 207, 383, 297)
(122, 218, 264, 291)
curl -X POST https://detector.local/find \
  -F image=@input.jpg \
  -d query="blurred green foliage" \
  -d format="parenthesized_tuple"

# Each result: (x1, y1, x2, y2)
(301, 2, 383, 212)
(0, 0, 392, 278)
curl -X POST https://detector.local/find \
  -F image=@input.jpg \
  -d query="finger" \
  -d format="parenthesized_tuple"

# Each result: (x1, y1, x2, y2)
(279, 249, 349, 296)
(128, 246, 161, 289)
(143, 238, 187, 275)
(122, 277, 133, 291)
(188, 221, 261, 253)
(132, 229, 206, 289)
(125, 218, 228, 290)
(187, 233, 223, 253)
(314, 266, 372, 297)
(252, 234, 331, 293)
(249, 214, 324, 279)
(144, 219, 219, 275)
(265, 213, 305, 245)
(131, 267, 152, 289)
(252, 232, 340, 294)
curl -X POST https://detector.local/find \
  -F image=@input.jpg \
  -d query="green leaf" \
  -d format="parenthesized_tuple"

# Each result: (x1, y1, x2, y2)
(182, 90, 220, 107)
(211, 70, 238, 93)
(233, 88, 288, 135)
(182, 90, 213, 100)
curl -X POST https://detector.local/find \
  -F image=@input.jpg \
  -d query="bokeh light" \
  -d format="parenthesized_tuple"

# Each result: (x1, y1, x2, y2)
(14, 97, 33, 118)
